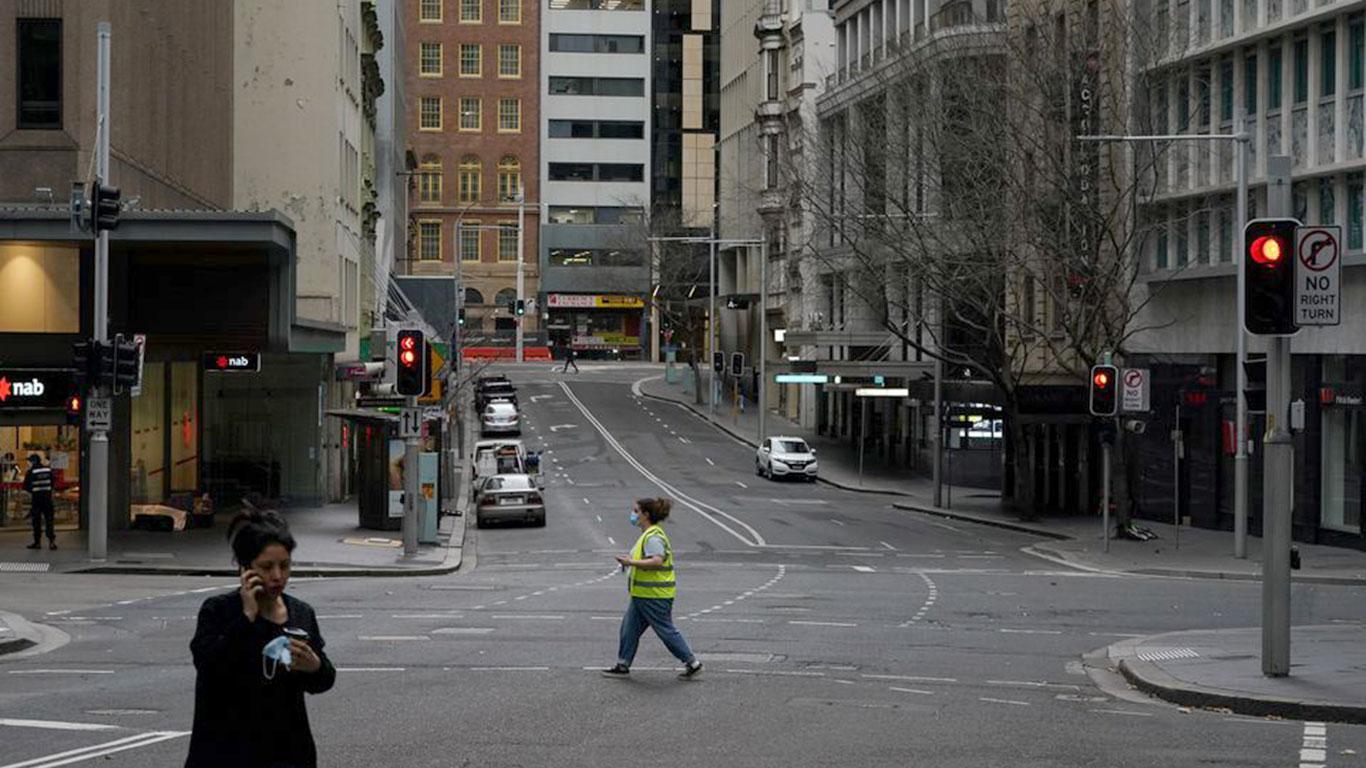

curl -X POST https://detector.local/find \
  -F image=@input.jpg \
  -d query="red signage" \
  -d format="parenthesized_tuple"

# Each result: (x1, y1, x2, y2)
(0, 370, 76, 410)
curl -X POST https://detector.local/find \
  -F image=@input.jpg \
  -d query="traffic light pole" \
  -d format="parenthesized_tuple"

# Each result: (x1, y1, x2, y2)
(1262, 155, 1294, 677)
(402, 394, 420, 557)
(515, 190, 525, 363)
(1101, 438, 1111, 554)
(88, 22, 112, 562)
(1233, 121, 1251, 559)
(758, 240, 768, 445)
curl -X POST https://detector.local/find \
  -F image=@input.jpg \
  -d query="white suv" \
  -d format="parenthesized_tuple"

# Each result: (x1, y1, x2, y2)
(756, 436, 818, 481)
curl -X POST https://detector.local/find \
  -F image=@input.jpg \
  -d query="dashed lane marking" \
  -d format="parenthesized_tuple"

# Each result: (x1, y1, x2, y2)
(7, 669, 115, 675)
(1089, 709, 1153, 717)
(471, 666, 550, 672)
(1300, 721, 1328, 766)
(999, 628, 1063, 635)
(0, 719, 120, 732)
(490, 615, 565, 620)
(850, 565, 876, 573)
(889, 687, 935, 696)
(880, 541, 897, 551)
(357, 636, 430, 642)
(862, 674, 957, 683)
(980, 697, 1031, 707)
(788, 620, 858, 628)
(735, 481, 748, 489)
(337, 667, 407, 672)
(431, 628, 496, 635)
(899, 572, 939, 628)
(705, 457, 715, 466)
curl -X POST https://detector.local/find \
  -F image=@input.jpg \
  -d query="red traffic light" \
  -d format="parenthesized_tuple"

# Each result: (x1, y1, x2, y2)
(1249, 235, 1286, 267)
(66, 394, 81, 412)
(1092, 371, 1111, 389)
(400, 349, 417, 367)
(400, 335, 417, 351)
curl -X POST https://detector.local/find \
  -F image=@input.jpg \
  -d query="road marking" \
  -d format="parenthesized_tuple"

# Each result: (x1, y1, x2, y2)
(590, 616, 620, 621)
(788, 620, 858, 628)
(998, 628, 1062, 635)
(316, 614, 364, 620)
(889, 687, 935, 695)
(431, 628, 496, 635)
(0, 719, 120, 732)
(723, 669, 825, 677)
(899, 572, 939, 628)
(561, 381, 766, 547)
(7, 670, 115, 675)
(1300, 721, 1328, 767)
(1089, 709, 1153, 717)
(357, 636, 430, 642)
(337, 667, 407, 672)
(583, 497, 591, 504)
(607, 536, 616, 545)
(391, 613, 464, 619)
(850, 565, 876, 573)
(679, 436, 690, 444)
(985, 680, 1081, 691)
(596, 515, 603, 522)
(705, 457, 715, 466)
(735, 481, 748, 488)
(491, 615, 565, 620)
(691, 618, 764, 624)
(0, 731, 189, 768)
(861, 674, 957, 683)
(470, 666, 550, 672)
(880, 541, 897, 551)
(979, 697, 1031, 706)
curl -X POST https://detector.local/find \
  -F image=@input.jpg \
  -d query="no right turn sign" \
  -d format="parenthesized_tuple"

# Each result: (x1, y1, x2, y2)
(1296, 226, 1341, 326)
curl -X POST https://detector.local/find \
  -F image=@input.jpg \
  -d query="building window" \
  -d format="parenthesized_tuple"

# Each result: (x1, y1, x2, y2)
(1244, 50, 1257, 115)
(1321, 27, 1336, 98)
(498, 223, 518, 262)
(459, 97, 481, 131)
(500, 0, 521, 23)
(420, 42, 443, 76)
(1268, 47, 1283, 109)
(460, 44, 482, 76)
(498, 44, 521, 78)
(1293, 38, 1308, 104)
(497, 98, 521, 132)
(548, 119, 644, 139)
(547, 163, 644, 182)
(17, 19, 62, 129)
(1351, 16, 1364, 91)
(548, 249, 644, 267)
(460, 0, 482, 22)
(1220, 57, 1234, 122)
(548, 33, 645, 53)
(498, 156, 522, 201)
(458, 155, 482, 202)
(1347, 173, 1362, 250)
(464, 287, 485, 305)
(547, 206, 643, 224)
(418, 221, 442, 261)
(548, 0, 644, 8)
(419, 155, 443, 203)
(419, 96, 442, 130)
(420, 0, 442, 22)
(548, 77, 645, 97)
(459, 220, 481, 262)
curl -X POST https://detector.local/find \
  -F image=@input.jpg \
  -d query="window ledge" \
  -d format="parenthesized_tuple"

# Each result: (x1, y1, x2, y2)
(0, 129, 78, 150)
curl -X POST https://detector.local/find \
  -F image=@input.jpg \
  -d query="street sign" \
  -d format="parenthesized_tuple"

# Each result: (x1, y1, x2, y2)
(1295, 225, 1341, 326)
(400, 407, 422, 438)
(1121, 368, 1150, 413)
(775, 374, 829, 384)
(129, 334, 147, 396)
(86, 396, 112, 431)
(855, 388, 909, 397)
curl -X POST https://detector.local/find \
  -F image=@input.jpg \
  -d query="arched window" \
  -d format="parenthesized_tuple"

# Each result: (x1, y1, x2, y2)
(458, 155, 481, 202)
(464, 287, 485, 305)
(494, 287, 517, 308)
(497, 155, 522, 202)
(418, 154, 442, 204)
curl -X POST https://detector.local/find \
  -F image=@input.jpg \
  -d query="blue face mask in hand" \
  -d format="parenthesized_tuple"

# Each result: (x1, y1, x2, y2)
(629, 511, 640, 526)
(262, 635, 292, 680)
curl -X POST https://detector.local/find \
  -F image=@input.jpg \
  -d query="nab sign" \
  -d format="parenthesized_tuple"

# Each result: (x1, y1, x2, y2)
(1296, 226, 1341, 327)
(0, 369, 76, 410)
(203, 352, 262, 372)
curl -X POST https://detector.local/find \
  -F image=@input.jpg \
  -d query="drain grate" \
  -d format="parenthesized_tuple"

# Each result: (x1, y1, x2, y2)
(0, 562, 50, 573)
(1136, 647, 1199, 662)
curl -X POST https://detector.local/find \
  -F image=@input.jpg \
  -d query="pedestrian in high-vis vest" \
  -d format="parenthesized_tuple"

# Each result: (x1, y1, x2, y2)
(602, 497, 703, 680)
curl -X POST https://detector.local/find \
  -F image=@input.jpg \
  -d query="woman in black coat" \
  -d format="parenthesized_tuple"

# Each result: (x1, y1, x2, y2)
(185, 510, 336, 768)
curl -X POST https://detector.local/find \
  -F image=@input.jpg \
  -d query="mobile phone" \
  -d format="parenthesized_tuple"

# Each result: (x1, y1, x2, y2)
(282, 627, 309, 641)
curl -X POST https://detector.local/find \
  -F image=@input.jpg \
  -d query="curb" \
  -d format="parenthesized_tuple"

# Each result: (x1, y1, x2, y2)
(1110, 634, 1366, 724)
(1029, 541, 1366, 586)
(891, 502, 1072, 540)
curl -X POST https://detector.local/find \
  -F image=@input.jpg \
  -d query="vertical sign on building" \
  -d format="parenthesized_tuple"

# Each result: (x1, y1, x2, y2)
(1295, 226, 1341, 327)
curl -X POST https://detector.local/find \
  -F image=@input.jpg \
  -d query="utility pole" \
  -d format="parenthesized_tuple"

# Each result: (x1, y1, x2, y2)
(1261, 155, 1294, 677)
(515, 188, 525, 363)
(710, 208, 718, 421)
(88, 22, 112, 562)
(403, 392, 420, 556)
(1233, 118, 1251, 559)
(758, 240, 768, 444)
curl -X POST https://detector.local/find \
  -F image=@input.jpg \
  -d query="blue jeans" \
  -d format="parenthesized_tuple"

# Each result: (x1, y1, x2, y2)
(616, 597, 695, 666)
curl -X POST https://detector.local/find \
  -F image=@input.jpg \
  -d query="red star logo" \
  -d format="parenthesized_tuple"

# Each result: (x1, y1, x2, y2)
(216, 355, 229, 369)
(0, 378, 10, 402)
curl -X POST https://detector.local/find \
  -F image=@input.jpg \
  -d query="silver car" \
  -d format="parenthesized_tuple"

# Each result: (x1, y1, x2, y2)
(756, 436, 819, 481)
(474, 473, 545, 528)
(481, 401, 521, 436)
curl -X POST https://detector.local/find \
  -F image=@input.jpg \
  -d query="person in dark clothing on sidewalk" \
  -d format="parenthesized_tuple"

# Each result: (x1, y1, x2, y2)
(185, 510, 335, 768)
(562, 344, 579, 373)
(23, 454, 55, 550)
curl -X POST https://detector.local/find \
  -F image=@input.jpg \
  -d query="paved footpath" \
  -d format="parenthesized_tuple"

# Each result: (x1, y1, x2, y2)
(640, 369, 1366, 724)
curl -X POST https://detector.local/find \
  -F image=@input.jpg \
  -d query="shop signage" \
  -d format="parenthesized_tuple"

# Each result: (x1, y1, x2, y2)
(0, 369, 75, 410)
(547, 294, 645, 310)
(203, 352, 261, 373)
(1295, 226, 1341, 326)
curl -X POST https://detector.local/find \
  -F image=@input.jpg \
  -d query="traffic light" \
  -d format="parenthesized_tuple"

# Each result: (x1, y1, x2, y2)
(73, 341, 93, 386)
(91, 179, 121, 233)
(97, 342, 116, 385)
(458, 308, 466, 327)
(1089, 364, 1118, 417)
(731, 352, 744, 377)
(395, 329, 427, 396)
(712, 351, 724, 373)
(514, 299, 526, 317)
(1243, 218, 1299, 336)
(65, 393, 82, 425)
(112, 335, 141, 388)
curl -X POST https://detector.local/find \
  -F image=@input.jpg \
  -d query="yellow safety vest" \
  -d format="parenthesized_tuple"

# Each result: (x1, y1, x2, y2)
(628, 525, 676, 599)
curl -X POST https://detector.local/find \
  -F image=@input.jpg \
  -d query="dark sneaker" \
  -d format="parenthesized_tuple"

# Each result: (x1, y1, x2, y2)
(600, 664, 630, 678)
(48, 541, 57, 550)
(678, 661, 703, 680)
(26, 542, 40, 550)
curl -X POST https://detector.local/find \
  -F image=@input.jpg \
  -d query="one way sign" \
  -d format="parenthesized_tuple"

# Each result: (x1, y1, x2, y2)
(1296, 226, 1341, 327)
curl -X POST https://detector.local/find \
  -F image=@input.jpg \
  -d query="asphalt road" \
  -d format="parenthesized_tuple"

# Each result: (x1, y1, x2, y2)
(3, 363, 1366, 767)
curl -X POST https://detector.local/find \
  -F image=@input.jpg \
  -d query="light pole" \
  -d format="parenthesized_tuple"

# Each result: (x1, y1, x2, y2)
(516, 186, 526, 363)
(1078, 128, 1250, 557)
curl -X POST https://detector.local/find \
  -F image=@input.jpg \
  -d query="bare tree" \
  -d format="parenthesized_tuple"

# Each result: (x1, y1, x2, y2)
(790, 0, 1185, 519)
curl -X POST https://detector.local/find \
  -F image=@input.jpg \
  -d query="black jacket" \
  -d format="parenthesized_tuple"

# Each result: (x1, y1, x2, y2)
(185, 591, 336, 768)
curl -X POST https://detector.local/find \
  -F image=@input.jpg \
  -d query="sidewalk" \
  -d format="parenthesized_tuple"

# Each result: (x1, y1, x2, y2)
(1104, 624, 1366, 723)
(638, 372, 1366, 586)
(0, 496, 468, 577)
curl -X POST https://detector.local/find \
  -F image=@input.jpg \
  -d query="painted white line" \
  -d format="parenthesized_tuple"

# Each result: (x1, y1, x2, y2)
(735, 481, 748, 489)
(679, 436, 690, 443)
(850, 565, 876, 573)
(596, 515, 603, 522)
(337, 667, 408, 672)
(316, 614, 364, 620)
(1089, 709, 1153, 717)
(589, 616, 620, 621)
(357, 636, 430, 642)
(7, 670, 115, 675)
(705, 457, 715, 466)
(0, 731, 189, 768)
(491, 615, 565, 620)
(470, 666, 551, 672)
(889, 686, 935, 695)
(1300, 749, 1327, 762)
(985, 680, 1081, 691)
(431, 628, 496, 635)
(789, 620, 858, 628)
(979, 697, 1031, 706)
(998, 628, 1063, 635)
(829, 519, 845, 526)
(861, 674, 957, 683)
(391, 613, 464, 619)
(561, 382, 766, 546)
(723, 669, 825, 677)
(690, 618, 765, 624)
(880, 541, 897, 551)
(583, 497, 591, 504)
(0, 719, 120, 732)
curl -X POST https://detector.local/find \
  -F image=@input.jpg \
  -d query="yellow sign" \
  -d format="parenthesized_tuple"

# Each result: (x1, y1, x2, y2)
(417, 345, 445, 404)
(595, 295, 644, 309)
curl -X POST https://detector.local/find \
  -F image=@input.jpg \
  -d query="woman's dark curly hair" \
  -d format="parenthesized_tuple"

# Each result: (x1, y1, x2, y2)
(227, 509, 296, 567)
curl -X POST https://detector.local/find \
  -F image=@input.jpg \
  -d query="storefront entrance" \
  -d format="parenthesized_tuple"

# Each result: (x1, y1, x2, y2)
(0, 424, 80, 533)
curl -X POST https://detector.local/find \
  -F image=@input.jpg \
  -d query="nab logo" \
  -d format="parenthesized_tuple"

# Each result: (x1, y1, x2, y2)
(0, 377, 45, 402)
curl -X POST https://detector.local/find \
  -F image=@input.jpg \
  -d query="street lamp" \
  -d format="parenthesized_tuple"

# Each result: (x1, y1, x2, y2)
(1077, 123, 1251, 558)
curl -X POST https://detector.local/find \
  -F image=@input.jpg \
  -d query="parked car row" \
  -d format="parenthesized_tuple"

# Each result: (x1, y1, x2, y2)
(472, 376, 544, 528)
(479, 375, 521, 436)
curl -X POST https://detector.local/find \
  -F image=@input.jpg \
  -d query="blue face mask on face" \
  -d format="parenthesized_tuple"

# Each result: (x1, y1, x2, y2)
(629, 510, 640, 526)
(262, 635, 292, 679)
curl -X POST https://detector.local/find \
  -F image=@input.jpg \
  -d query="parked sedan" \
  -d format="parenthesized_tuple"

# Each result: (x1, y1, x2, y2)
(481, 401, 521, 436)
(756, 436, 819, 481)
(473, 474, 545, 528)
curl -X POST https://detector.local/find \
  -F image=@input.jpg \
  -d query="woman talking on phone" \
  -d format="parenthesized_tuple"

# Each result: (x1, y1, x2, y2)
(185, 509, 335, 768)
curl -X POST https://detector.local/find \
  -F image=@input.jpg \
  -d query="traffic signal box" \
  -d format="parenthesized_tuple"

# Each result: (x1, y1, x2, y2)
(712, 351, 724, 373)
(1089, 364, 1119, 417)
(1243, 218, 1299, 336)
(395, 329, 428, 396)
